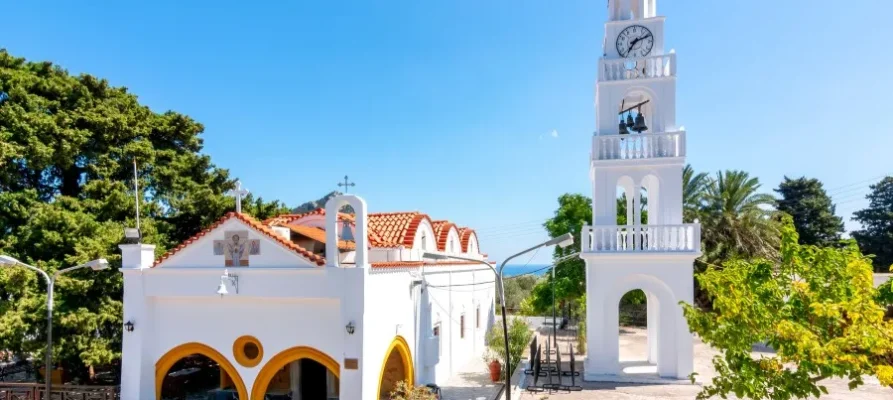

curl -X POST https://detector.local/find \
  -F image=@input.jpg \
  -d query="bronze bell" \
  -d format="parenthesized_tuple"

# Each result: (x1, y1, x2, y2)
(632, 111, 648, 133)
(618, 119, 630, 135)
(625, 113, 635, 128)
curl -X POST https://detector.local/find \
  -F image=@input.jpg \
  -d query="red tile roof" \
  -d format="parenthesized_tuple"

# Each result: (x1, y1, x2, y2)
(366, 212, 432, 248)
(152, 212, 326, 268)
(263, 208, 354, 226)
(286, 224, 356, 250)
(432, 220, 458, 252)
(458, 228, 478, 253)
(369, 261, 496, 269)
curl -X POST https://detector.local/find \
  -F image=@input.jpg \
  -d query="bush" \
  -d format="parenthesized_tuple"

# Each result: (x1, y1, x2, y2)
(485, 317, 532, 378)
(576, 320, 586, 354)
(388, 380, 436, 400)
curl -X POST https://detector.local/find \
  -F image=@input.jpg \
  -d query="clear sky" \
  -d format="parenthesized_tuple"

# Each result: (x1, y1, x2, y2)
(4, 1, 891, 264)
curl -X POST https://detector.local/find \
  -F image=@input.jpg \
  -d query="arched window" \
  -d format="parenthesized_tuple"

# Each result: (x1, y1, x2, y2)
(421, 232, 427, 251)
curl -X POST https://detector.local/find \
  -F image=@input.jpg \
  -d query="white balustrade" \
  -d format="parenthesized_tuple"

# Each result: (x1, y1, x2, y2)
(581, 224, 700, 253)
(592, 131, 685, 161)
(599, 53, 676, 82)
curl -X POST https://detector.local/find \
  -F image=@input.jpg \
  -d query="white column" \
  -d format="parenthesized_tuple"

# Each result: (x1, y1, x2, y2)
(119, 244, 156, 400)
(289, 361, 301, 400)
(332, 267, 367, 399)
(646, 293, 658, 364)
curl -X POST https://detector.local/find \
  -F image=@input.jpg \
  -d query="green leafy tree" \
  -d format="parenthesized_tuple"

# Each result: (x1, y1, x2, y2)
(0, 49, 287, 381)
(774, 176, 844, 247)
(701, 170, 779, 262)
(684, 164, 708, 223)
(683, 216, 893, 399)
(851, 177, 893, 272)
(501, 274, 538, 311)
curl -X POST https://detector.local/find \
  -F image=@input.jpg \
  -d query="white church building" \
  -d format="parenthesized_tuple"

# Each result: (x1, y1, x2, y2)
(119, 195, 496, 399)
(581, 0, 700, 382)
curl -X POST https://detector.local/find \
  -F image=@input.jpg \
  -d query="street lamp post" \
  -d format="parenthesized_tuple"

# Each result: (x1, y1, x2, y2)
(424, 232, 574, 400)
(0, 255, 109, 396)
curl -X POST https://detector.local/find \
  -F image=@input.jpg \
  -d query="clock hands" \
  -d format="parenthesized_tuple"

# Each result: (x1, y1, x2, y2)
(625, 33, 653, 56)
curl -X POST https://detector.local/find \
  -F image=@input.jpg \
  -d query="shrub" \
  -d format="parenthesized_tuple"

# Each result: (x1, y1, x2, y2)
(485, 317, 533, 378)
(388, 380, 436, 400)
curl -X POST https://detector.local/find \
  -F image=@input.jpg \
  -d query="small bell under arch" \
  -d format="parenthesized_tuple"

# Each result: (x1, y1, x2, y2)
(625, 112, 635, 128)
(618, 118, 630, 135)
(632, 109, 648, 133)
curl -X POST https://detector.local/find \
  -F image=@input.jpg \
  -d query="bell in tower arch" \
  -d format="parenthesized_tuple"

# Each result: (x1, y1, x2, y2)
(632, 110, 648, 133)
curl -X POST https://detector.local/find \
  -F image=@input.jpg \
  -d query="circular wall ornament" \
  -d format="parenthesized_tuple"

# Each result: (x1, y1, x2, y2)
(233, 335, 263, 368)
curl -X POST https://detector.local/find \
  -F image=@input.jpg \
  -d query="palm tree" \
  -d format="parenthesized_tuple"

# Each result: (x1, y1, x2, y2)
(701, 170, 779, 262)
(683, 164, 708, 223)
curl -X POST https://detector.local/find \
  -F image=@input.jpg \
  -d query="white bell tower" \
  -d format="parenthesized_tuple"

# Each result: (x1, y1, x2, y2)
(582, 0, 700, 382)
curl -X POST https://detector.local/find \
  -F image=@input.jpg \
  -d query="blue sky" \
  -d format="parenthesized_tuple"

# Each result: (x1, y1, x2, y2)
(4, 1, 891, 264)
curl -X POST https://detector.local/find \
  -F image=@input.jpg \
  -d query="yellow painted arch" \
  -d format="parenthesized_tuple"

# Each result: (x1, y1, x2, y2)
(378, 335, 414, 396)
(250, 346, 340, 400)
(155, 342, 248, 400)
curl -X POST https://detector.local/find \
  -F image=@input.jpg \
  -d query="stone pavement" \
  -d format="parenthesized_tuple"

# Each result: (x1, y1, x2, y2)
(439, 357, 504, 400)
(518, 325, 891, 399)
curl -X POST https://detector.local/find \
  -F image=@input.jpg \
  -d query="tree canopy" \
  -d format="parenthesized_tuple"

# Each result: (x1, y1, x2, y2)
(851, 177, 893, 272)
(0, 49, 287, 381)
(683, 217, 893, 399)
(775, 176, 843, 247)
(700, 170, 779, 262)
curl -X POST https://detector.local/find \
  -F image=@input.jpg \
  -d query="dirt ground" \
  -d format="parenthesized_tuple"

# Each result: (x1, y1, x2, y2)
(518, 324, 890, 400)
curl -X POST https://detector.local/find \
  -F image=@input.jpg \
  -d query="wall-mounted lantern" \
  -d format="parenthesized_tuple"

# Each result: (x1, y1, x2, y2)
(345, 321, 356, 335)
(124, 321, 135, 332)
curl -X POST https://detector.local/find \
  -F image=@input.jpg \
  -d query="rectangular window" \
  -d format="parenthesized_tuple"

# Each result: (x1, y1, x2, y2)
(476, 307, 481, 329)
(460, 315, 465, 339)
(433, 323, 441, 356)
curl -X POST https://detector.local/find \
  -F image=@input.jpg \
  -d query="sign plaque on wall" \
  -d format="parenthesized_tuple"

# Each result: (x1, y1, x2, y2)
(344, 358, 359, 370)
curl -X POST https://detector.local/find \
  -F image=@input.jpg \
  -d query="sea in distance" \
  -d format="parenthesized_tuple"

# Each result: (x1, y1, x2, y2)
(502, 264, 551, 278)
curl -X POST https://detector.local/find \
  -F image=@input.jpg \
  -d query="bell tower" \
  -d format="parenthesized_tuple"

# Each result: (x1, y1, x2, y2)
(581, 0, 700, 382)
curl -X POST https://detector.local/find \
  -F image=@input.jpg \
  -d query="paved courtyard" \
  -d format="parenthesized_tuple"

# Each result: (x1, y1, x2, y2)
(518, 320, 890, 400)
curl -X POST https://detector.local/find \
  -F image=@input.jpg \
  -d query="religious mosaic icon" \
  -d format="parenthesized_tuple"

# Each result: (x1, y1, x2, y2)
(213, 230, 260, 266)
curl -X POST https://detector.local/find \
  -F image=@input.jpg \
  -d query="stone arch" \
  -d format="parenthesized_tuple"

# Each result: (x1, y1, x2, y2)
(155, 342, 248, 400)
(378, 336, 414, 398)
(250, 346, 340, 400)
(616, 175, 636, 225)
(325, 195, 368, 267)
(620, 86, 659, 133)
(606, 274, 679, 376)
(640, 174, 661, 225)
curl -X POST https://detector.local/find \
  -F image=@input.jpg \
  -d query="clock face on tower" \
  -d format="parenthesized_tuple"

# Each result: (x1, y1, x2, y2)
(615, 25, 654, 58)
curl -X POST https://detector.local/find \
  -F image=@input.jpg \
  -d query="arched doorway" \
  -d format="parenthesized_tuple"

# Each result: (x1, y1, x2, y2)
(617, 289, 654, 374)
(251, 346, 340, 400)
(378, 336, 414, 399)
(155, 342, 248, 400)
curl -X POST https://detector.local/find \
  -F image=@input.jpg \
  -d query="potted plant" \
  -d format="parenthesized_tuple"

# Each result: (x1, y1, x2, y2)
(482, 351, 501, 382)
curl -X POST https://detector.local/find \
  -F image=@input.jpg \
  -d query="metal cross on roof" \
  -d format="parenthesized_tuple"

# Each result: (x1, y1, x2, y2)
(337, 175, 356, 193)
(226, 180, 250, 213)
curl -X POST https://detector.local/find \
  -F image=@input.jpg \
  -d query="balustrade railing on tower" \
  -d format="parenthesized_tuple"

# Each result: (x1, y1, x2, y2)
(592, 130, 685, 161)
(599, 53, 676, 81)
(581, 224, 700, 253)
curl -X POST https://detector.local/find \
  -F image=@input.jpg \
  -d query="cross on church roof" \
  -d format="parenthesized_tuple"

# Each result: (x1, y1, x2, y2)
(226, 180, 250, 213)
(337, 175, 356, 193)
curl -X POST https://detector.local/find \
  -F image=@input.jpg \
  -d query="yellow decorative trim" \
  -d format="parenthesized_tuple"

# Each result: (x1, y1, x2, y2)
(250, 346, 340, 400)
(155, 342, 248, 400)
(377, 336, 414, 396)
(233, 335, 264, 368)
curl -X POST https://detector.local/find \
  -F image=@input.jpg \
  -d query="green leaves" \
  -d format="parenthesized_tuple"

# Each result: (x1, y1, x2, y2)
(775, 176, 844, 247)
(0, 48, 290, 381)
(683, 216, 893, 398)
(851, 177, 893, 272)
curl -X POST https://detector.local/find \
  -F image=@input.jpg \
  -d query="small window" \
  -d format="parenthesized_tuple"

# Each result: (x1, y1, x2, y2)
(460, 314, 466, 339)
(476, 307, 481, 329)
(449, 239, 455, 253)
(421, 232, 428, 251)
(433, 322, 442, 356)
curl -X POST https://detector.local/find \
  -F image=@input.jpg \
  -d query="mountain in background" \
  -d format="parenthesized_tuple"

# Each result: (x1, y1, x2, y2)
(292, 191, 355, 214)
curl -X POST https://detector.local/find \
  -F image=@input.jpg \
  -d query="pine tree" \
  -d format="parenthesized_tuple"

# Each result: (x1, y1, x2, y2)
(0, 49, 288, 381)
(852, 177, 893, 272)
(774, 176, 844, 246)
